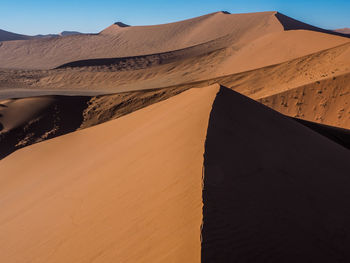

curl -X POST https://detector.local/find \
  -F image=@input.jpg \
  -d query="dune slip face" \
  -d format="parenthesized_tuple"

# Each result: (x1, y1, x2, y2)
(201, 86, 350, 262)
(0, 96, 90, 159)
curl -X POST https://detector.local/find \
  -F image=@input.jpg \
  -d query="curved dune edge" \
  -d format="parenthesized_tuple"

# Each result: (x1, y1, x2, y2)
(0, 85, 220, 263)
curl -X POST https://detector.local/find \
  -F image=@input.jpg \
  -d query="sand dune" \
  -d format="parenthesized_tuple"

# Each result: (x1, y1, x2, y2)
(1, 85, 349, 262)
(0, 35, 348, 98)
(1, 11, 348, 71)
(1, 10, 350, 263)
(1, 40, 350, 153)
(0, 29, 31, 42)
(0, 85, 219, 263)
(259, 72, 350, 129)
(0, 11, 281, 69)
(0, 86, 191, 159)
(0, 29, 82, 42)
(1, 41, 350, 152)
(335, 28, 350, 34)
(0, 95, 89, 159)
(275, 12, 350, 38)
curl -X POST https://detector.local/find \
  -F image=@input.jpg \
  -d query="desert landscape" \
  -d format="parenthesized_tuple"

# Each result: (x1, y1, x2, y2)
(1, 7, 350, 263)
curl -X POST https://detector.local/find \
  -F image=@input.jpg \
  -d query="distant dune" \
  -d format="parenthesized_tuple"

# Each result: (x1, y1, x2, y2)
(335, 28, 350, 34)
(0, 29, 82, 42)
(1, 11, 348, 70)
(275, 12, 350, 38)
(59, 31, 82, 36)
(0, 28, 31, 41)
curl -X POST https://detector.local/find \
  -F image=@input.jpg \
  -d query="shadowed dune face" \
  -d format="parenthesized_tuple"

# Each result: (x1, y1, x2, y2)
(292, 118, 350, 149)
(0, 96, 90, 159)
(202, 86, 350, 262)
(275, 12, 350, 38)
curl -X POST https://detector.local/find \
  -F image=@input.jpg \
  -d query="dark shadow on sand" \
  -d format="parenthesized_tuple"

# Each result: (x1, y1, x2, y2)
(275, 12, 350, 39)
(0, 96, 90, 160)
(202, 86, 350, 262)
(293, 117, 350, 150)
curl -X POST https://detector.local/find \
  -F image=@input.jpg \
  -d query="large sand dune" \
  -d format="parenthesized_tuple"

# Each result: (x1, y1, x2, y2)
(0, 11, 348, 71)
(0, 86, 220, 263)
(1, 85, 350, 262)
(0, 11, 280, 69)
(1, 10, 350, 262)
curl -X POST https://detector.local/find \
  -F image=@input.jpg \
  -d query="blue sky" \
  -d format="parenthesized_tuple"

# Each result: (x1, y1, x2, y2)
(1, 0, 349, 35)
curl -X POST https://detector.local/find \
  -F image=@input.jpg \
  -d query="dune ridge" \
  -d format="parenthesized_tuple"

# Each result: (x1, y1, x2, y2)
(0, 85, 220, 263)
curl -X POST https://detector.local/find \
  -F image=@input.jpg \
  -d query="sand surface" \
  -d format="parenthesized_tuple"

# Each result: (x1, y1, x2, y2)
(0, 85, 219, 263)
(259, 72, 350, 129)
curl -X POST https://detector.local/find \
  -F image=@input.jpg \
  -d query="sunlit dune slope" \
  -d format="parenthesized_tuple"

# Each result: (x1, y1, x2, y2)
(0, 85, 220, 263)
(1, 35, 348, 97)
(0, 11, 281, 69)
(259, 72, 350, 129)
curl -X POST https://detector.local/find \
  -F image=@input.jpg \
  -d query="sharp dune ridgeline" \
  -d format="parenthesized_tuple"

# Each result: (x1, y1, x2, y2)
(1, 10, 350, 262)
